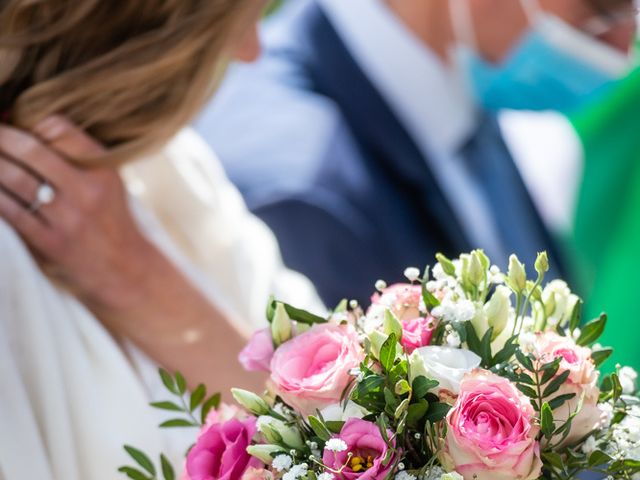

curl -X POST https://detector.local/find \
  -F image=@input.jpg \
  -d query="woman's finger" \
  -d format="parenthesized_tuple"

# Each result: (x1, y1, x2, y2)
(0, 125, 79, 192)
(34, 116, 105, 160)
(0, 187, 55, 253)
(0, 154, 43, 210)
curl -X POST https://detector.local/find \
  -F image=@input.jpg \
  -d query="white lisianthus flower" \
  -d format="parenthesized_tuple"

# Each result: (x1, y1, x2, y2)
(321, 401, 368, 422)
(619, 366, 638, 394)
(408, 346, 481, 395)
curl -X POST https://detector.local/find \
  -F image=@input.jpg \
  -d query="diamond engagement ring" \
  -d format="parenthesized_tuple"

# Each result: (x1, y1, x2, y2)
(30, 182, 56, 213)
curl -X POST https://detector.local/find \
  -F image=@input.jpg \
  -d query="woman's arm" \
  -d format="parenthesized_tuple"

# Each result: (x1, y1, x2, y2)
(0, 116, 264, 394)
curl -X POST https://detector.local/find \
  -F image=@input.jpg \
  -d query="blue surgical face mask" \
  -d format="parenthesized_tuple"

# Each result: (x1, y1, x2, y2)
(450, 0, 630, 113)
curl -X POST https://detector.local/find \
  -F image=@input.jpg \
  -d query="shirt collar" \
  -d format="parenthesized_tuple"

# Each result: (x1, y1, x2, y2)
(318, 0, 477, 157)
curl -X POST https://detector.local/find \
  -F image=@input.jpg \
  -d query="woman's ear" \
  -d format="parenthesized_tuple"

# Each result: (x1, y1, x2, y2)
(233, 24, 261, 62)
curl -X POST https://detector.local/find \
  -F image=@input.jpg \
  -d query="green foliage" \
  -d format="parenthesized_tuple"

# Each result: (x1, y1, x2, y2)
(119, 446, 175, 480)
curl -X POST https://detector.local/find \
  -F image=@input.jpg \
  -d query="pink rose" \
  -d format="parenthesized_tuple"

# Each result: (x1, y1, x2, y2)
(270, 323, 364, 415)
(322, 418, 396, 480)
(370, 284, 422, 321)
(443, 370, 542, 480)
(533, 332, 602, 446)
(400, 316, 435, 353)
(239, 328, 274, 373)
(185, 415, 261, 480)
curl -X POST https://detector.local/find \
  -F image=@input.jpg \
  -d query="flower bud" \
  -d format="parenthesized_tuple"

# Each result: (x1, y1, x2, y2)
(271, 302, 293, 346)
(383, 309, 403, 339)
(231, 388, 270, 416)
(507, 255, 526, 293)
(258, 417, 304, 449)
(468, 252, 485, 287)
(368, 330, 389, 359)
(483, 286, 512, 340)
(404, 267, 421, 283)
(247, 445, 286, 463)
(534, 252, 549, 276)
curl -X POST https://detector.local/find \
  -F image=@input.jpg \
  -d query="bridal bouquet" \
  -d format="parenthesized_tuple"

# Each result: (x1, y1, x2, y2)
(120, 251, 640, 480)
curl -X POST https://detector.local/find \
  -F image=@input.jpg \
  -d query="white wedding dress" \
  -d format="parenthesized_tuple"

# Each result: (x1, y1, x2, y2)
(0, 129, 323, 480)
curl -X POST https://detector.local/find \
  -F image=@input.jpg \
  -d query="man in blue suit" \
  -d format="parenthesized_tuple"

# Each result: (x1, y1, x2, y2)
(195, 0, 634, 307)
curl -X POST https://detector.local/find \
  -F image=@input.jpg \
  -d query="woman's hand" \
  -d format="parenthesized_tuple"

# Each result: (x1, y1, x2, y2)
(0, 116, 263, 394)
(0, 116, 154, 310)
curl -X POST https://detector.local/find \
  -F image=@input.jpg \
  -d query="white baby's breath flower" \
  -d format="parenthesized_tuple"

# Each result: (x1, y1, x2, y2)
(395, 472, 416, 480)
(318, 473, 335, 480)
(404, 267, 421, 282)
(421, 467, 445, 480)
(282, 463, 308, 480)
(324, 438, 348, 452)
(375, 279, 388, 292)
(571, 328, 582, 341)
(582, 435, 599, 455)
(519, 332, 537, 353)
(272, 455, 293, 472)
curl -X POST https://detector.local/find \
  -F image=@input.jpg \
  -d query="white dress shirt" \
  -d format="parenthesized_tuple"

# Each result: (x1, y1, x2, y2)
(319, 0, 508, 261)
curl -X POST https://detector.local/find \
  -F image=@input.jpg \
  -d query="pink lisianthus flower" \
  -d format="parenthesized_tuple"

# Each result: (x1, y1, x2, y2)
(184, 408, 261, 480)
(322, 418, 396, 480)
(532, 331, 602, 446)
(239, 328, 274, 373)
(270, 323, 364, 416)
(400, 316, 436, 353)
(443, 370, 542, 480)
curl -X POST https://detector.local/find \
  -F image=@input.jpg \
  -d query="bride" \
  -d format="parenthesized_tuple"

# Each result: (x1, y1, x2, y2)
(0, 0, 322, 479)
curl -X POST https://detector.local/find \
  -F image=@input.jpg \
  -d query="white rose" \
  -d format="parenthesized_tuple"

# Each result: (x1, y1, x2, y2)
(408, 346, 481, 395)
(320, 401, 368, 422)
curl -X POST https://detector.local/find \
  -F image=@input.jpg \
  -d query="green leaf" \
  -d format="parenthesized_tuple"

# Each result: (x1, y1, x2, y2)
(516, 384, 538, 399)
(588, 450, 612, 468)
(174, 372, 187, 395)
(479, 327, 494, 366)
(308, 415, 332, 441)
(424, 402, 451, 423)
(379, 333, 397, 372)
(160, 454, 176, 480)
(118, 466, 151, 480)
(384, 387, 399, 416)
(190, 384, 207, 412)
(412, 376, 439, 400)
(515, 349, 535, 372)
(406, 399, 429, 427)
(159, 369, 178, 395)
(421, 281, 440, 309)
(149, 401, 183, 412)
(436, 253, 456, 276)
(576, 313, 607, 346)
(569, 299, 583, 333)
(160, 419, 198, 428)
(540, 359, 561, 385)
(591, 348, 614, 368)
(491, 335, 518, 366)
(325, 421, 345, 434)
(201, 393, 221, 424)
(543, 370, 571, 398)
(542, 451, 565, 470)
(548, 393, 576, 410)
(268, 300, 327, 325)
(124, 446, 156, 476)
(464, 321, 482, 356)
(540, 403, 555, 439)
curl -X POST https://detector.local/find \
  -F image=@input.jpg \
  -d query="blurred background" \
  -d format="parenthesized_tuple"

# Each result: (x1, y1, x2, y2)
(196, 0, 640, 371)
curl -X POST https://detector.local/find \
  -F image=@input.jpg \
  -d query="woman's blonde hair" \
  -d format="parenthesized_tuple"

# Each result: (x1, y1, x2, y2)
(0, 0, 257, 165)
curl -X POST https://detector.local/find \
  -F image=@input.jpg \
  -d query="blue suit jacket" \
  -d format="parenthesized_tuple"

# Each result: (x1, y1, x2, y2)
(196, 0, 562, 307)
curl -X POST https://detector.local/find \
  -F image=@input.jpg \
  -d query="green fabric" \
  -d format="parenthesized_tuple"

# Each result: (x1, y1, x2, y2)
(569, 68, 640, 370)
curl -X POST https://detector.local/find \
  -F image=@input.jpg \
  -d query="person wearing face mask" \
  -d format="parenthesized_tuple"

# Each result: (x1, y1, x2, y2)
(196, 0, 635, 307)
